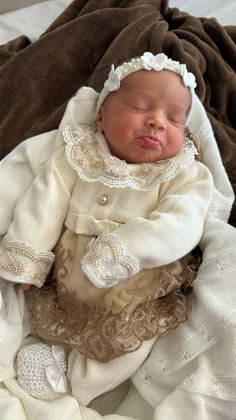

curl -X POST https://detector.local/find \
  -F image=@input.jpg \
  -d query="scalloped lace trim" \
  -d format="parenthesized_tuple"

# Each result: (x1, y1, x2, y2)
(63, 125, 197, 191)
(82, 230, 140, 287)
(0, 237, 54, 287)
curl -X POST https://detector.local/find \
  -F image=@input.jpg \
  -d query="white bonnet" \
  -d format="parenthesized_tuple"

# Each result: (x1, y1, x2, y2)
(96, 52, 197, 126)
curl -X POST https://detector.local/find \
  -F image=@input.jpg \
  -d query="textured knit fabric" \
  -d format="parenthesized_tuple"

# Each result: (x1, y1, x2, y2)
(0, 85, 212, 403)
(0, 86, 234, 417)
(0, 87, 212, 285)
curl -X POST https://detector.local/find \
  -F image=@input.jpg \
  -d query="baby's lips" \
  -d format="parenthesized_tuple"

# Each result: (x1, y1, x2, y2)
(142, 136, 161, 149)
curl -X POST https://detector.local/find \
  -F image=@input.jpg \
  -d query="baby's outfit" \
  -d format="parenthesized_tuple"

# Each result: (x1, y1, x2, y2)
(0, 87, 213, 403)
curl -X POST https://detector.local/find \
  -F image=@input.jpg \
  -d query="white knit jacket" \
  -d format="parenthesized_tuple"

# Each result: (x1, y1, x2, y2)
(0, 88, 213, 289)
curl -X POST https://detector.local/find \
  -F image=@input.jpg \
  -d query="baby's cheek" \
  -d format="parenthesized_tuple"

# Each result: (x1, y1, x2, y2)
(168, 138, 183, 157)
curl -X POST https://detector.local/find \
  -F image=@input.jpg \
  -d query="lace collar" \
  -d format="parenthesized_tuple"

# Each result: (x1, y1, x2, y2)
(62, 124, 197, 191)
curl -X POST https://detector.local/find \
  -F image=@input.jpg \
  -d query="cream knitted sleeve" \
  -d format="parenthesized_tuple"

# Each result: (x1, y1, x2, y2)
(0, 144, 77, 287)
(82, 161, 213, 288)
(0, 130, 58, 237)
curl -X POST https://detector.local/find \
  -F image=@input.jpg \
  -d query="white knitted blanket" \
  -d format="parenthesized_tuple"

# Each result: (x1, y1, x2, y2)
(0, 90, 235, 419)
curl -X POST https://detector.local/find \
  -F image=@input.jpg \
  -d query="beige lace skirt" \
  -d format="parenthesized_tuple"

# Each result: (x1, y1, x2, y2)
(26, 228, 199, 362)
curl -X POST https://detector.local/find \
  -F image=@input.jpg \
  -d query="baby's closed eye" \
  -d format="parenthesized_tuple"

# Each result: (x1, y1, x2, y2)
(167, 113, 186, 125)
(126, 103, 148, 112)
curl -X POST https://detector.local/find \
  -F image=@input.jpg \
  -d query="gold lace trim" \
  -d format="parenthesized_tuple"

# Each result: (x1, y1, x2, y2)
(185, 127, 201, 161)
(0, 237, 54, 287)
(26, 254, 200, 362)
(63, 125, 197, 191)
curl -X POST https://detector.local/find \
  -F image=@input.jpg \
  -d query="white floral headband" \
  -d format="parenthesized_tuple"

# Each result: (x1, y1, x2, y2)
(96, 52, 197, 125)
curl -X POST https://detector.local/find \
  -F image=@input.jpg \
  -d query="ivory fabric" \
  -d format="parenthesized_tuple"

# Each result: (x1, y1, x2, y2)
(0, 89, 236, 420)
(0, 84, 213, 404)
(0, 82, 235, 418)
(0, 0, 235, 415)
(0, 0, 235, 226)
(0, 120, 212, 287)
(131, 219, 236, 420)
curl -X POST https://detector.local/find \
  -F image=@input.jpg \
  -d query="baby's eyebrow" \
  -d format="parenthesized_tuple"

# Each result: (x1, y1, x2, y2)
(169, 104, 187, 113)
(120, 90, 155, 102)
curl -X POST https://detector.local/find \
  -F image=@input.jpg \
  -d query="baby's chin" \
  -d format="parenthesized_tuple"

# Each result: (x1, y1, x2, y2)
(124, 150, 166, 164)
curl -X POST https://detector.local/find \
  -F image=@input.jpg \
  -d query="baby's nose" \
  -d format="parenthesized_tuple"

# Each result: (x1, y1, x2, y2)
(145, 111, 166, 129)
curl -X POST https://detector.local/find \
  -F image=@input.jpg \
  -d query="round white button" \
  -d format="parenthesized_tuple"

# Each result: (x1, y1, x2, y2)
(97, 194, 108, 205)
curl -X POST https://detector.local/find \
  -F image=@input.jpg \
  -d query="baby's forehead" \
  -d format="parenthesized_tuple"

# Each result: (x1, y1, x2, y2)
(120, 68, 185, 89)
(119, 69, 190, 97)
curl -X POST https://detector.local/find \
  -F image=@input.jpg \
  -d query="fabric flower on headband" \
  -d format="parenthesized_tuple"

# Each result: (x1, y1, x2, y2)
(141, 52, 196, 89)
(104, 64, 120, 91)
(182, 71, 197, 89)
(141, 52, 168, 71)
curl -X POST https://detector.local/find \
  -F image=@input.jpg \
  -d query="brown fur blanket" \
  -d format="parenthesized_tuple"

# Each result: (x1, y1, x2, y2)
(0, 0, 235, 224)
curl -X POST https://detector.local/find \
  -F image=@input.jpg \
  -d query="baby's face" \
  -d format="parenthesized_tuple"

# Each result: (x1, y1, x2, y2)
(96, 69, 191, 164)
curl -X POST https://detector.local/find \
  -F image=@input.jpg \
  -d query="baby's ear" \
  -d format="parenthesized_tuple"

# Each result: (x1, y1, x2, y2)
(96, 108, 103, 132)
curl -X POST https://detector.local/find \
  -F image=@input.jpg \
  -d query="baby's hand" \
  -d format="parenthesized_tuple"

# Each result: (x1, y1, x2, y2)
(21, 284, 31, 290)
